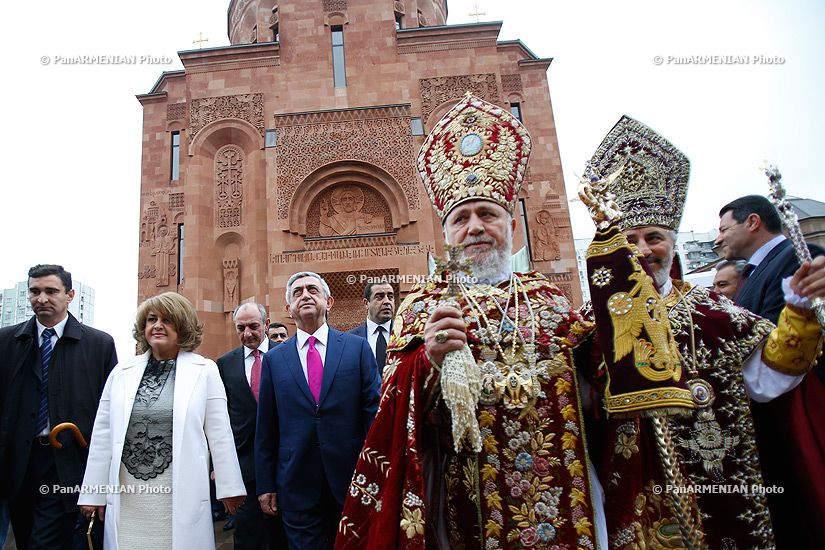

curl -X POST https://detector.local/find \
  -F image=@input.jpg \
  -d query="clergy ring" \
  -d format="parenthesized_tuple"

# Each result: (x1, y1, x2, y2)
(435, 330, 449, 344)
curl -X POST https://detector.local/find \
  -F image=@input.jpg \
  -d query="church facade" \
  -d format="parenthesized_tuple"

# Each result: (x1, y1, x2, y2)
(136, 0, 580, 359)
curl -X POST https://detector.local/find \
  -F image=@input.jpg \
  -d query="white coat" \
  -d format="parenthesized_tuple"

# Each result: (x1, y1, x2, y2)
(78, 350, 245, 549)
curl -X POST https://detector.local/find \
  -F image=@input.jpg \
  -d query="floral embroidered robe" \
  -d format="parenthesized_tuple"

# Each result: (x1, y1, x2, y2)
(336, 272, 601, 550)
(600, 281, 778, 550)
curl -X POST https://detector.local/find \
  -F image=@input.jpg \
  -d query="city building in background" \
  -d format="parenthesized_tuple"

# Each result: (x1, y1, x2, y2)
(1, 280, 95, 328)
(136, 0, 581, 359)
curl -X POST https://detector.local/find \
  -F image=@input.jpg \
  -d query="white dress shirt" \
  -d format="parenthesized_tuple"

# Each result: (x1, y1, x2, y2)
(35, 315, 69, 435)
(295, 323, 329, 381)
(243, 338, 270, 385)
(365, 318, 391, 358)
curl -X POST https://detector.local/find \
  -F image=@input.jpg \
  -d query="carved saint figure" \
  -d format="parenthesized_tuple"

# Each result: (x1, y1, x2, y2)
(532, 210, 560, 261)
(151, 225, 177, 287)
(318, 185, 384, 237)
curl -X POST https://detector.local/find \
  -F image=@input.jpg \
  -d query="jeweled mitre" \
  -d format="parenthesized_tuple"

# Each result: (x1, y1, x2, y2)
(587, 116, 690, 231)
(418, 93, 532, 221)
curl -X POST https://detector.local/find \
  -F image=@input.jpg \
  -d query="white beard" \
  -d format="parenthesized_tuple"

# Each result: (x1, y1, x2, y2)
(446, 224, 513, 285)
(651, 253, 674, 288)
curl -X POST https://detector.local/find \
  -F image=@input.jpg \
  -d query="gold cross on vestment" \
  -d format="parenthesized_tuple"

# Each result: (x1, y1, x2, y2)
(192, 32, 209, 49)
(469, 4, 487, 23)
(433, 244, 473, 296)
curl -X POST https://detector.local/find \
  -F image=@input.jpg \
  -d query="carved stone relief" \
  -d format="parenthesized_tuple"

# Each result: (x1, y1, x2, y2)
(273, 106, 419, 219)
(419, 74, 500, 123)
(531, 209, 561, 261)
(223, 257, 239, 312)
(167, 102, 187, 121)
(189, 93, 265, 144)
(139, 198, 179, 286)
(307, 184, 391, 238)
(323, 0, 347, 10)
(501, 74, 524, 92)
(215, 145, 244, 228)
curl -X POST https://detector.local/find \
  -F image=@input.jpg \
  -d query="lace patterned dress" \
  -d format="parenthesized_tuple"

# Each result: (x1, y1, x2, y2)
(118, 357, 175, 549)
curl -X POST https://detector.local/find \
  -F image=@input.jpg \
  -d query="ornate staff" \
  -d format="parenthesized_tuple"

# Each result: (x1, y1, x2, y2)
(431, 244, 483, 453)
(764, 163, 825, 332)
(578, 167, 706, 550)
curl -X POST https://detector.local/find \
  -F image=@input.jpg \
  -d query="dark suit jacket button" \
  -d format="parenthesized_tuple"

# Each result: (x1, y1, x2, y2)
(316, 413, 322, 420)
(316, 441, 321, 448)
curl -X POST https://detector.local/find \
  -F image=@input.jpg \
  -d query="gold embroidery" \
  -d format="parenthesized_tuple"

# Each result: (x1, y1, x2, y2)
(608, 258, 682, 383)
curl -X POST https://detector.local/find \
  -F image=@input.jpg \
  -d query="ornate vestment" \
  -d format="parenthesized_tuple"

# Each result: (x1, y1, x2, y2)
(336, 272, 601, 549)
(600, 281, 777, 550)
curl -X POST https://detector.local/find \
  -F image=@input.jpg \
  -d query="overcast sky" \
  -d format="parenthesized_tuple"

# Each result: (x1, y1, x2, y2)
(2, 0, 822, 359)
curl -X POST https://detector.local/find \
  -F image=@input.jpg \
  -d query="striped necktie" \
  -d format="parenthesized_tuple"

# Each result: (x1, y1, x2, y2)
(35, 327, 56, 435)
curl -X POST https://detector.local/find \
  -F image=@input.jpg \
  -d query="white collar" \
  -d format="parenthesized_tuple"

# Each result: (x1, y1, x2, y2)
(36, 315, 68, 340)
(366, 317, 391, 335)
(296, 323, 329, 349)
(747, 234, 786, 267)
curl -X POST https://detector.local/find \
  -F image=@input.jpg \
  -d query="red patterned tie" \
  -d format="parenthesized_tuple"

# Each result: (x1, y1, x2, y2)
(250, 349, 262, 401)
(307, 336, 323, 403)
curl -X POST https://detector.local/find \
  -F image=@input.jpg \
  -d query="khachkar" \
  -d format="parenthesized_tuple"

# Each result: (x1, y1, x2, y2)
(135, 0, 582, 360)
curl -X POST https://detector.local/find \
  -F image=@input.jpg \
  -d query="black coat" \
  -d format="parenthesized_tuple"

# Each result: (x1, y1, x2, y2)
(0, 313, 117, 509)
(216, 339, 278, 484)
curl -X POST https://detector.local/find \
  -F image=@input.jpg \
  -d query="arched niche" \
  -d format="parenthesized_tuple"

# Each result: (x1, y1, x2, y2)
(424, 98, 461, 133)
(288, 161, 410, 236)
(189, 119, 262, 158)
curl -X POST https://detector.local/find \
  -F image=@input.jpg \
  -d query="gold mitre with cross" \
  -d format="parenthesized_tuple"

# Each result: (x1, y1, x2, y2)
(586, 116, 690, 232)
(418, 92, 532, 222)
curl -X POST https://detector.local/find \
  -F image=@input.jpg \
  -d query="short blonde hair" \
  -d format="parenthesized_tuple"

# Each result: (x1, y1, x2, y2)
(133, 292, 203, 352)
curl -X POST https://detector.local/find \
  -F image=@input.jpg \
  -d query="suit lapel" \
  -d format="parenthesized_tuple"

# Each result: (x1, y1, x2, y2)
(283, 337, 316, 405)
(744, 239, 790, 295)
(121, 352, 149, 432)
(173, 351, 200, 455)
(318, 328, 344, 407)
(231, 347, 257, 406)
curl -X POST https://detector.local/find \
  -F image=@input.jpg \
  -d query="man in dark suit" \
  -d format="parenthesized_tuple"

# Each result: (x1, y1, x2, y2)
(267, 322, 289, 343)
(0, 264, 117, 550)
(717, 195, 825, 548)
(217, 302, 287, 549)
(347, 282, 395, 373)
(256, 271, 380, 550)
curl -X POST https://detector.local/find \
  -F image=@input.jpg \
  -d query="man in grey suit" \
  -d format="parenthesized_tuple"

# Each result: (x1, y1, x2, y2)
(347, 282, 395, 373)
(217, 302, 287, 549)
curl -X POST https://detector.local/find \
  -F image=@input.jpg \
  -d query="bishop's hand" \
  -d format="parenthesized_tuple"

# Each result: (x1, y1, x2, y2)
(424, 306, 468, 366)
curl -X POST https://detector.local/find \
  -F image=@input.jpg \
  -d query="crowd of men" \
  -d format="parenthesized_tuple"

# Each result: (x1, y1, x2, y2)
(1, 94, 824, 550)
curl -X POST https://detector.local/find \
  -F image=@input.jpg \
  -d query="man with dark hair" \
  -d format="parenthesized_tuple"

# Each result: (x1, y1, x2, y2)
(217, 303, 287, 549)
(267, 323, 289, 343)
(256, 271, 380, 550)
(348, 282, 395, 373)
(712, 259, 746, 299)
(0, 264, 117, 550)
(716, 194, 825, 547)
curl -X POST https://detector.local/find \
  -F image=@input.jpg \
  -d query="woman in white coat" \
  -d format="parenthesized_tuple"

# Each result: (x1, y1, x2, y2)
(78, 292, 245, 549)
